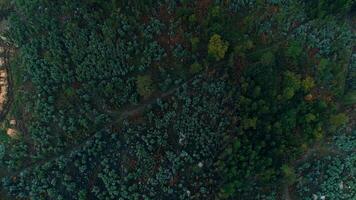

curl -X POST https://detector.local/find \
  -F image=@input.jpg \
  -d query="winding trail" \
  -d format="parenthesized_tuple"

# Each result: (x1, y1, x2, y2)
(4, 73, 203, 177)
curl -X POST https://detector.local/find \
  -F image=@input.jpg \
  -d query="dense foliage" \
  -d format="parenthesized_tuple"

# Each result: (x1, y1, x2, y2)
(296, 130, 356, 200)
(0, 0, 353, 199)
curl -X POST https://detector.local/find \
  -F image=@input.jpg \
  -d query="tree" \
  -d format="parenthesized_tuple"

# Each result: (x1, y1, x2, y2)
(208, 34, 229, 61)
(281, 164, 297, 185)
(302, 76, 315, 92)
(260, 51, 275, 66)
(190, 62, 203, 74)
(190, 37, 200, 53)
(282, 71, 301, 100)
(342, 91, 356, 106)
(330, 113, 349, 130)
(136, 75, 154, 98)
(304, 0, 354, 17)
(0, 0, 11, 19)
(286, 41, 302, 60)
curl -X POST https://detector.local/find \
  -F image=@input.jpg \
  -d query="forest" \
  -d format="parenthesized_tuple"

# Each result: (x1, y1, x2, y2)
(0, 0, 354, 199)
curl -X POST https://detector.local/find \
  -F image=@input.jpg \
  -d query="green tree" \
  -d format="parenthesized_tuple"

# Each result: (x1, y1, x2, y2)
(136, 75, 154, 98)
(260, 51, 275, 66)
(304, 0, 353, 17)
(78, 190, 86, 200)
(190, 62, 203, 74)
(302, 76, 315, 92)
(282, 71, 301, 100)
(342, 91, 356, 105)
(330, 113, 349, 130)
(208, 34, 229, 61)
(191, 37, 200, 52)
(281, 164, 297, 185)
(286, 41, 303, 60)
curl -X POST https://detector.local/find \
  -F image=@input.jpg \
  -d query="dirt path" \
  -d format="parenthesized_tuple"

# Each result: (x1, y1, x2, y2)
(281, 144, 334, 200)
(4, 73, 203, 177)
(283, 185, 292, 200)
(111, 74, 201, 121)
(0, 42, 12, 120)
(282, 134, 355, 200)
